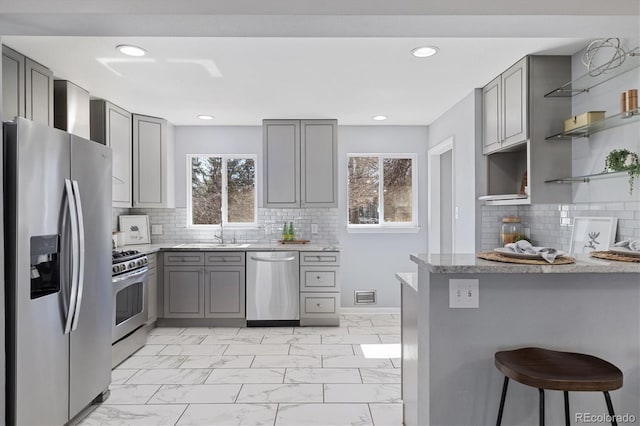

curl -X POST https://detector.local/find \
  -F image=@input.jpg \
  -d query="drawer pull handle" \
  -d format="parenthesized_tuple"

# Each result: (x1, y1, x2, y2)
(317, 303, 321, 307)
(317, 276, 321, 279)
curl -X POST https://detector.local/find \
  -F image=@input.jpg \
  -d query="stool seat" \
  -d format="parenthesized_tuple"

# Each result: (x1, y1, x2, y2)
(495, 347, 623, 392)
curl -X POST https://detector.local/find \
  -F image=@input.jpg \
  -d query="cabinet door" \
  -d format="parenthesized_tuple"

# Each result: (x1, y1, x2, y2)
(482, 75, 501, 155)
(502, 57, 528, 148)
(2, 46, 24, 122)
(133, 114, 167, 207)
(108, 103, 133, 207)
(25, 58, 53, 126)
(301, 120, 338, 207)
(263, 120, 300, 208)
(163, 266, 204, 318)
(147, 267, 158, 322)
(204, 266, 245, 318)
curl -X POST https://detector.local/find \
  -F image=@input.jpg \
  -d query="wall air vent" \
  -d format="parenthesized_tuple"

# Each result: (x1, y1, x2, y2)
(354, 290, 377, 305)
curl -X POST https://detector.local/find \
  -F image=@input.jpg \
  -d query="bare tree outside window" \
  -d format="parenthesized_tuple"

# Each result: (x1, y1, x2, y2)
(191, 156, 222, 225)
(348, 154, 415, 226)
(227, 158, 255, 223)
(348, 156, 379, 224)
(190, 155, 257, 226)
(383, 158, 412, 222)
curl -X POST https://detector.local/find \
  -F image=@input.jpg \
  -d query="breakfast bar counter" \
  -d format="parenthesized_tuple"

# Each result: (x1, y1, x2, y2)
(403, 253, 640, 426)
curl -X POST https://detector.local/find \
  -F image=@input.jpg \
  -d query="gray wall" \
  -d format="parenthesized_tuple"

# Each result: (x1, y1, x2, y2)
(338, 126, 428, 308)
(421, 270, 640, 426)
(427, 90, 483, 253)
(440, 149, 453, 253)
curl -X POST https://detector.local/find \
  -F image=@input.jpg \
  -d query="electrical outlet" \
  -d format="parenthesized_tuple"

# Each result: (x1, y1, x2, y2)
(311, 224, 319, 234)
(151, 224, 163, 235)
(449, 279, 479, 308)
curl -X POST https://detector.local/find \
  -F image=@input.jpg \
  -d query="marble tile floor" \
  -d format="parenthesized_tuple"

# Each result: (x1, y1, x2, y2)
(79, 314, 402, 426)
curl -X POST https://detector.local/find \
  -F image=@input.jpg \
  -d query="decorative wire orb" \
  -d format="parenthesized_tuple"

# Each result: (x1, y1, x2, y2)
(581, 38, 628, 77)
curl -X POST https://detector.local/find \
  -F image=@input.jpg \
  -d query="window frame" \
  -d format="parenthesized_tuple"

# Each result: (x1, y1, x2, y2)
(186, 153, 258, 229)
(346, 152, 419, 233)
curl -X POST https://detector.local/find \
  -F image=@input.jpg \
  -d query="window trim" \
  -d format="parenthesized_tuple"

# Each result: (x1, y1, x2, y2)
(346, 152, 419, 232)
(186, 153, 258, 229)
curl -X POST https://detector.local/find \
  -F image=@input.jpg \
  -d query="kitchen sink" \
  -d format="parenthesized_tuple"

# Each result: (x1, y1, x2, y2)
(172, 243, 251, 249)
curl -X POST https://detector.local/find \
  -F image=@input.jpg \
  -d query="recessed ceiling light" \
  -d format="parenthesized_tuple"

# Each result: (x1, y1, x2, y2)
(116, 44, 147, 57)
(372, 115, 388, 121)
(411, 46, 439, 58)
(197, 115, 214, 120)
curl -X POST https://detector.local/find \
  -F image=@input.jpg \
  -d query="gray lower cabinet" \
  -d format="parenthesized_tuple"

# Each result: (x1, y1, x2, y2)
(2, 45, 53, 126)
(161, 251, 245, 320)
(299, 251, 340, 326)
(204, 266, 246, 318)
(147, 253, 158, 322)
(163, 266, 205, 318)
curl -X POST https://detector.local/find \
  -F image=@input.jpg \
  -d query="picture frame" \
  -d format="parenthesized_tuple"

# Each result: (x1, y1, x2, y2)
(569, 216, 618, 254)
(119, 215, 151, 245)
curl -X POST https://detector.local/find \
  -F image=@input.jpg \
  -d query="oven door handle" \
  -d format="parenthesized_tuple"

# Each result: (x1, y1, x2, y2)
(113, 267, 149, 283)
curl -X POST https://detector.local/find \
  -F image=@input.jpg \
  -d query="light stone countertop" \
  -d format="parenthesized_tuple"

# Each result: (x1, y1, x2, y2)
(410, 253, 640, 274)
(116, 242, 340, 255)
(395, 272, 418, 292)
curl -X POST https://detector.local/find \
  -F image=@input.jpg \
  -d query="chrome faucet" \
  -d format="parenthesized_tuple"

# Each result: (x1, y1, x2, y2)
(214, 223, 224, 244)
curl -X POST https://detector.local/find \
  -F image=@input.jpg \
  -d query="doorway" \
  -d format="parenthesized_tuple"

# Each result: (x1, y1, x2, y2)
(428, 137, 455, 254)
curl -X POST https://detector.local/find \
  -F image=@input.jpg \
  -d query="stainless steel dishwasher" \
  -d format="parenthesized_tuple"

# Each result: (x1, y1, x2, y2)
(246, 251, 300, 326)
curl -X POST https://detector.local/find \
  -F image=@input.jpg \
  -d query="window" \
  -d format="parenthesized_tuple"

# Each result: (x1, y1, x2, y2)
(188, 154, 257, 227)
(347, 154, 417, 230)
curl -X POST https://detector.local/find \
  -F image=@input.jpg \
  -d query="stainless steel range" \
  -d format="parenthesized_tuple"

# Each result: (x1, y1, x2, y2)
(112, 249, 148, 365)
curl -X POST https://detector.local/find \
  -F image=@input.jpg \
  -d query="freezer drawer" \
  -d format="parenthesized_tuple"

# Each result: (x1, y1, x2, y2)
(246, 251, 299, 321)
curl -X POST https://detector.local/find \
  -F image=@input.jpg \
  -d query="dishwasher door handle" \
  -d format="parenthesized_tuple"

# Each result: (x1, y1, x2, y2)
(250, 256, 296, 262)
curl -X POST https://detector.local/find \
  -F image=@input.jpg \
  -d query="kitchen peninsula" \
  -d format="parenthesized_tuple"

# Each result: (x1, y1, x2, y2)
(401, 254, 640, 426)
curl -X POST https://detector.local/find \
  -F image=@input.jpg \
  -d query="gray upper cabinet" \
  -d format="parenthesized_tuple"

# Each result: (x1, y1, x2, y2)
(2, 46, 53, 126)
(2, 46, 24, 122)
(482, 75, 501, 154)
(163, 266, 204, 318)
(482, 57, 528, 154)
(263, 120, 300, 208)
(132, 114, 175, 208)
(502, 58, 528, 148)
(301, 120, 338, 207)
(204, 266, 246, 318)
(91, 100, 133, 207)
(263, 119, 337, 208)
(25, 57, 54, 126)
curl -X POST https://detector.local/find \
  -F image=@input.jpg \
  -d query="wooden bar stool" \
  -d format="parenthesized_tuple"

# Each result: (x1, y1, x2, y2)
(494, 347, 623, 426)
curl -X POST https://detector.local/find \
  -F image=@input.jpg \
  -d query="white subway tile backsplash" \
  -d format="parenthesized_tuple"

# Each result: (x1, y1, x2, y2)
(481, 202, 639, 251)
(121, 207, 340, 245)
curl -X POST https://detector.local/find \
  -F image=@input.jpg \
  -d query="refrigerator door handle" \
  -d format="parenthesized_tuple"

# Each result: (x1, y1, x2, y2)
(64, 179, 80, 335)
(71, 180, 86, 331)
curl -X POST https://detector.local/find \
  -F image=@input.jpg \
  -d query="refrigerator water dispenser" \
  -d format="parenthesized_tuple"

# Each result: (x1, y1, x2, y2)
(30, 235, 60, 299)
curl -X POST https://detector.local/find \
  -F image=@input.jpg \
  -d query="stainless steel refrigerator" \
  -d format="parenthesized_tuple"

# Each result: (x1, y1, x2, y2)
(4, 117, 112, 425)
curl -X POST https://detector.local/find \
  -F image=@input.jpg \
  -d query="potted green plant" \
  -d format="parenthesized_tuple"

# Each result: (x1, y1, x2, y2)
(604, 149, 640, 194)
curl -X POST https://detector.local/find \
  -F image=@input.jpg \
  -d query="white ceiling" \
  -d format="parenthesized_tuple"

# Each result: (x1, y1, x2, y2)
(1, 1, 638, 126)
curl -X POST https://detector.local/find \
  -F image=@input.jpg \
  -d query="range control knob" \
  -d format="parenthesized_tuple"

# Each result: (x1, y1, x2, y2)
(112, 265, 119, 274)
(128, 261, 136, 268)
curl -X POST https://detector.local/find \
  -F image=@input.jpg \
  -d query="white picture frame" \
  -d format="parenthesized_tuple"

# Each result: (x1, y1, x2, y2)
(569, 216, 618, 254)
(119, 215, 151, 245)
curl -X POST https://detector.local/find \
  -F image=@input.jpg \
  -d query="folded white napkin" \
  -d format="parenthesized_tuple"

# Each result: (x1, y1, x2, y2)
(504, 240, 560, 263)
(613, 240, 640, 251)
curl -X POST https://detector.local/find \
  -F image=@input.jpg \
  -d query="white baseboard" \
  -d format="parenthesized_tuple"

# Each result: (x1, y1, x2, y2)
(341, 307, 401, 315)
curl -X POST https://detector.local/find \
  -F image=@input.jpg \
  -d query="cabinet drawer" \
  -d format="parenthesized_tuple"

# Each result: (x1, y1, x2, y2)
(300, 267, 339, 292)
(300, 251, 340, 266)
(147, 253, 158, 269)
(303, 295, 337, 314)
(205, 252, 246, 266)
(163, 252, 204, 266)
